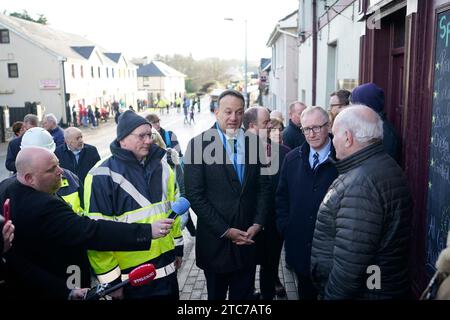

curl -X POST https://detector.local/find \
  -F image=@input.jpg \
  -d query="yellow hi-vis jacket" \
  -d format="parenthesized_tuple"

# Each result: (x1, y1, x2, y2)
(83, 143, 183, 286)
(58, 168, 83, 215)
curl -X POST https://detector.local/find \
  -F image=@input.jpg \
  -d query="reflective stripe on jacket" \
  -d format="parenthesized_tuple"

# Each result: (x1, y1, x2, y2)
(58, 168, 83, 215)
(83, 142, 182, 285)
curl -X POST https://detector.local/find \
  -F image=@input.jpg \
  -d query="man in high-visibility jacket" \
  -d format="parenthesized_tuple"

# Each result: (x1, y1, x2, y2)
(84, 110, 183, 299)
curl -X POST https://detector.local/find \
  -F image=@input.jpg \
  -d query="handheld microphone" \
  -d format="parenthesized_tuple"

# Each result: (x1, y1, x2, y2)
(168, 197, 190, 219)
(84, 263, 156, 300)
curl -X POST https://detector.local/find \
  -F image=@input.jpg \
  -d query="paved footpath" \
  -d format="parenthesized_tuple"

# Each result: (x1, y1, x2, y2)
(177, 229, 299, 300)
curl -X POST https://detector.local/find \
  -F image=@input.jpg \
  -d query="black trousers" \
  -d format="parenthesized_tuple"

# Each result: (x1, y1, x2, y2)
(204, 266, 256, 300)
(295, 272, 318, 300)
(258, 225, 284, 300)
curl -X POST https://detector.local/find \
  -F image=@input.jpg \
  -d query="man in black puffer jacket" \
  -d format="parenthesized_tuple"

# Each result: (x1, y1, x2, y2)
(311, 105, 412, 300)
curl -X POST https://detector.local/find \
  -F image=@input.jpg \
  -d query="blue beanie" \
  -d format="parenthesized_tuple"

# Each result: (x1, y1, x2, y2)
(351, 83, 385, 113)
(116, 110, 150, 141)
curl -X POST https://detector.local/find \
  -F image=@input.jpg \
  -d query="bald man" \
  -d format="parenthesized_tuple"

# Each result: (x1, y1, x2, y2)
(283, 101, 307, 150)
(0, 147, 173, 300)
(55, 127, 100, 184)
(311, 105, 411, 299)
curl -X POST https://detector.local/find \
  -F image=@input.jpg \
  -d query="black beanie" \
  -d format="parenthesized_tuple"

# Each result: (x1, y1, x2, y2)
(116, 110, 150, 141)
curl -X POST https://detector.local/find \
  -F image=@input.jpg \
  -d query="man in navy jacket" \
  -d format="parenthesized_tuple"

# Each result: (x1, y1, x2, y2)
(276, 106, 338, 300)
(55, 127, 100, 185)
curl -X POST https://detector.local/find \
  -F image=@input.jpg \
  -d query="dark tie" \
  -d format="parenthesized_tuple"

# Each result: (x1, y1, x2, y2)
(312, 152, 319, 170)
(227, 138, 236, 155)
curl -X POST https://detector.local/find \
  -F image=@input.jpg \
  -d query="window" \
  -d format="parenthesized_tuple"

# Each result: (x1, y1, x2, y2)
(112, 68, 115, 78)
(106, 67, 109, 78)
(91, 66, 94, 78)
(0, 29, 10, 43)
(8, 63, 18, 78)
(98, 66, 101, 78)
(80, 65, 84, 78)
(71, 64, 75, 78)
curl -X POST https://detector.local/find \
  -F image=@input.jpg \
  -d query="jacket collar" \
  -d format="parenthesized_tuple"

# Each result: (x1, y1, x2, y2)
(333, 141, 384, 174)
(109, 140, 166, 165)
(288, 119, 302, 133)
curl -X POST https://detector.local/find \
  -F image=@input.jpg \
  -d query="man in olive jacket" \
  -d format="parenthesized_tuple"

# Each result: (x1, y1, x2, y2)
(311, 105, 412, 299)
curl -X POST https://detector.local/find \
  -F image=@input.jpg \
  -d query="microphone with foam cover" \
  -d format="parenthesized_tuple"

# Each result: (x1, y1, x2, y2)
(168, 197, 190, 219)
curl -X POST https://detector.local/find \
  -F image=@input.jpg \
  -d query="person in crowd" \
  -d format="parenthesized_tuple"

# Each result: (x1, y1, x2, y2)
(183, 97, 190, 124)
(55, 127, 101, 185)
(0, 147, 173, 299)
(268, 118, 286, 145)
(311, 105, 412, 299)
(189, 103, 196, 125)
(276, 106, 338, 300)
(328, 89, 351, 127)
(12, 122, 24, 137)
(83, 110, 183, 299)
(351, 82, 401, 163)
(72, 105, 78, 127)
(243, 106, 290, 300)
(184, 90, 271, 300)
(5, 114, 39, 173)
(145, 114, 182, 157)
(149, 125, 196, 237)
(1, 127, 84, 215)
(42, 113, 65, 147)
(270, 110, 284, 124)
(283, 101, 307, 150)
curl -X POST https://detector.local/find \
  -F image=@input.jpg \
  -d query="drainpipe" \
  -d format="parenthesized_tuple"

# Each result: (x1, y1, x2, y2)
(58, 56, 68, 125)
(312, 0, 317, 105)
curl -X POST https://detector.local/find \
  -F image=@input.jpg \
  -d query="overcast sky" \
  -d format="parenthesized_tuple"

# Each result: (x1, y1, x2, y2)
(2, 0, 299, 62)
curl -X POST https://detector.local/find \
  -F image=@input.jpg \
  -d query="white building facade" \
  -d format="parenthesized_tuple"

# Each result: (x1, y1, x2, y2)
(266, 11, 299, 122)
(297, 0, 362, 108)
(0, 14, 137, 125)
(136, 60, 185, 106)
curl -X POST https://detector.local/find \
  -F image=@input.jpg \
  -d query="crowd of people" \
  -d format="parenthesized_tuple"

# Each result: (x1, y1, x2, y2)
(0, 84, 449, 301)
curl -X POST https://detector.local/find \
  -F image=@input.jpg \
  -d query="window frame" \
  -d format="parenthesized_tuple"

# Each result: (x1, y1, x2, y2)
(0, 29, 10, 44)
(8, 63, 18, 78)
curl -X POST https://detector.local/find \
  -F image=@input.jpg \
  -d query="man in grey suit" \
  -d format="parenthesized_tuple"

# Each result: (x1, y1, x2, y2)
(184, 90, 271, 300)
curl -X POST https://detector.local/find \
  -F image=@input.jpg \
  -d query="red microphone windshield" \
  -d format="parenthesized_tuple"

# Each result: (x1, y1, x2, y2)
(128, 264, 156, 287)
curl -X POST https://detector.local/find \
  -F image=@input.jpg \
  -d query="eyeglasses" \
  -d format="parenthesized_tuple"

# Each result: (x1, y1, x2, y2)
(130, 132, 153, 141)
(301, 122, 328, 135)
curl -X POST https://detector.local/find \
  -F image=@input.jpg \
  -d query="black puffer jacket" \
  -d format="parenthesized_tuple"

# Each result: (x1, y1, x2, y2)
(310, 142, 411, 299)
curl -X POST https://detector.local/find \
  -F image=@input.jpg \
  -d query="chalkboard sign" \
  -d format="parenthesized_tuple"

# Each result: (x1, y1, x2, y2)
(426, 9, 450, 275)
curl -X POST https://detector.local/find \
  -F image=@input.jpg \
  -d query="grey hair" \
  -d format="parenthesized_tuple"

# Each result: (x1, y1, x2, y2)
(23, 114, 39, 126)
(64, 127, 81, 140)
(301, 106, 329, 123)
(43, 113, 58, 124)
(334, 104, 383, 143)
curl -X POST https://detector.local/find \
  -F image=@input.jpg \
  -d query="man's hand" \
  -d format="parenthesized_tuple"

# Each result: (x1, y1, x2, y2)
(2, 220, 14, 254)
(174, 256, 182, 270)
(68, 288, 89, 300)
(109, 287, 124, 300)
(225, 228, 255, 245)
(151, 218, 174, 239)
(246, 224, 262, 241)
